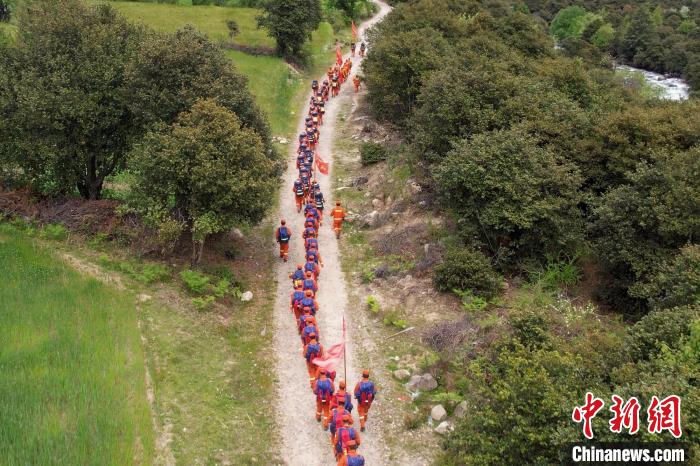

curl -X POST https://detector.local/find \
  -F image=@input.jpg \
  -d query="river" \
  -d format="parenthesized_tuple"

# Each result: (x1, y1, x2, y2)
(615, 64, 690, 101)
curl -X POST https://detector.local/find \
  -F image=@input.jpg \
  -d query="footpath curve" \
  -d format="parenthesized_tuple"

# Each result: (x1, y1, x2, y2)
(271, 2, 392, 464)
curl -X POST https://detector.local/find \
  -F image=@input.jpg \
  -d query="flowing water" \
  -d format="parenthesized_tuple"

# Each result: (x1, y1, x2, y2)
(615, 64, 690, 101)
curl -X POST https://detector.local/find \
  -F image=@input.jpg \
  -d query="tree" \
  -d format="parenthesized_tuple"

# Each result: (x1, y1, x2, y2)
(362, 27, 451, 126)
(128, 99, 277, 265)
(124, 26, 272, 153)
(590, 147, 700, 314)
(257, 0, 321, 58)
(436, 129, 584, 266)
(0, 0, 143, 199)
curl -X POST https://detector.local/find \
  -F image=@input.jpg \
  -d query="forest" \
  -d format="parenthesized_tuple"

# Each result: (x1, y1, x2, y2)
(362, 0, 699, 463)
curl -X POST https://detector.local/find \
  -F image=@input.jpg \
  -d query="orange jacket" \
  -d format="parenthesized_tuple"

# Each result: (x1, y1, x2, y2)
(330, 207, 346, 221)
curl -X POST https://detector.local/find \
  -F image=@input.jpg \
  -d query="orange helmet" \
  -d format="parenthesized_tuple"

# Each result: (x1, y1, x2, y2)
(362, 369, 370, 378)
(305, 271, 313, 278)
(305, 289, 313, 297)
(339, 380, 346, 389)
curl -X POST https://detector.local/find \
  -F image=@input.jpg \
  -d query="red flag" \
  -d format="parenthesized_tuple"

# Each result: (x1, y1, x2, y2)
(351, 21, 358, 41)
(312, 316, 346, 371)
(312, 341, 345, 371)
(336, 43, 343, 65)
(315, 154, 329, 175)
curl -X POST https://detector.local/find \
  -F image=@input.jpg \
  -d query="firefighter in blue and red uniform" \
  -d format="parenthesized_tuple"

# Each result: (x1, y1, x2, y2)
(314, 369, 334, 429)
(300, 289, 319, 316)
(354, 370, 377, 431)
(304, 333, 323, 388)
(275, 220, 291, 262)
(334, 414, 361, 460)
(290, 284, 305, 321)
(293, 178, 305, 212)
(337, 439, 364, 466)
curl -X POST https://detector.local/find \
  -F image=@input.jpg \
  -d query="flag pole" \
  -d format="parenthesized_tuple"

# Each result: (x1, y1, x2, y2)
(343, 314, 347, 383)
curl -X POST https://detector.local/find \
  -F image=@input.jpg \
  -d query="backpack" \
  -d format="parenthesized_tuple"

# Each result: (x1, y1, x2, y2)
(305, 343, 320, 361)
(294, 182, 304, 196)
(315, 194, 324, 209)
(303, 279, 315, 291)
(337, 427, 356, 451)
(359, 381, 375, 404)
(278, 226, 290, 243)
(303, 325, 317, 343)
(307, 251, 318, 263)
(292, 291, 304, 309)
(301, 297, 315, 313)
(306, 238, 318, 251)
(316, 379, 332, 402)
(347, 455, 365, 466)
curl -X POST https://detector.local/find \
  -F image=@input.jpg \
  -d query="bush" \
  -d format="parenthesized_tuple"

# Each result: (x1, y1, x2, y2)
(179, 269, 211, 294)
(366, 295, 380, 313)
(625, 304, 700, 362)
(433, 248, 502, 299)
(137, 263, 170, 284)
(192, 295, 215, 311)
(360, 142, 388, 166)
(39, 224, 68, 241)
(640, 244, 700, 311)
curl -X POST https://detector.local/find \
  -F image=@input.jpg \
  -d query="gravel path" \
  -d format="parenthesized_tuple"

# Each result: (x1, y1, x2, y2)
(271, 2, 392, 464)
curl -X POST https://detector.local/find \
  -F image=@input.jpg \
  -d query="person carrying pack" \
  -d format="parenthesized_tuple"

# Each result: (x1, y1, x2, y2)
(290, 285, 305, 321)
(331, 380, 353, 412)
(314, 369, 335, 429)
(353, 370, 377, 431)
(337, 440, 364, 466)
(293, 178, 305, 212)
(304, 334, 323, 388)
(334, 415, 361, 460)
(275, 219, 291, 262)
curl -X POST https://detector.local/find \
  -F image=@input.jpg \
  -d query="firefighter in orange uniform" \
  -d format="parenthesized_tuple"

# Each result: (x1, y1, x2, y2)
(330, 201, 347, 238)
(353, 370, 377, 431)
(275, 220, 291, 261)
(304, 334, 323, 388)
(314, 369, 334, 429)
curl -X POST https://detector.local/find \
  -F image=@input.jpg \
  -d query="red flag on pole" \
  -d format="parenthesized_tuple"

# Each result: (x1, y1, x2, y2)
(311, 316, 346, 371)
(336, 43, 343, 65)
(315, 154, 329, 175)
(351, 21, 358, 41)
(312, 341, 345, 371)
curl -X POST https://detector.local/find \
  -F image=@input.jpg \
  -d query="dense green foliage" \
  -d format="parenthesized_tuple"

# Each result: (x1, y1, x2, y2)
(257, 0, 321, 58)
(364, 1, 699, 461)
(534, 0, 700, 93)
(359, 141, 388, 165)
(128, 99, 276, 263)
(0, 223, 154, 465)
(363, 0, 699, 313)
(432, 248, 503, 299)
(0, 0, 144, 199)
(0, 0, 272, 201)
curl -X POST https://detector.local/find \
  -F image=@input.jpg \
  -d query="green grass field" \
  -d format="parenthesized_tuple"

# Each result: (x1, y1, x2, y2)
(106, 2, 275, 47)
(0, 223, 154, 465)
(103, 1, 347, 136)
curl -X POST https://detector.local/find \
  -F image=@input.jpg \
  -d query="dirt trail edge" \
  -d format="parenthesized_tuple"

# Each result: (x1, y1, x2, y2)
(272, 2, 392, 465)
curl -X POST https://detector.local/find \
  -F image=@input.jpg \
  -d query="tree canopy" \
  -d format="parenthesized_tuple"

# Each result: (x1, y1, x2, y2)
(128, 99, 277, 264)
(257, 0, 321, 58)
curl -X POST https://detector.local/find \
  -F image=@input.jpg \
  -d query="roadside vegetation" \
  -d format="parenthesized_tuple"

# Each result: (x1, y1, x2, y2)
(0, 222, 154, 465)
(344, 0, 700, 463)
(0, 0, 344, 462)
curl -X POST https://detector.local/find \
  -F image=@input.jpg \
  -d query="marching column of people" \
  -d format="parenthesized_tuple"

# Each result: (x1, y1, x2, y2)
(275, 46, 376, 466)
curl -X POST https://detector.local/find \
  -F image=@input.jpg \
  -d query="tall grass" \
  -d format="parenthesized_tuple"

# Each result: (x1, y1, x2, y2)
(0, 223, 154, 465)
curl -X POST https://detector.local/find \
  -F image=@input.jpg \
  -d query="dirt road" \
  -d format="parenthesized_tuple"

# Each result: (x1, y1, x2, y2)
(271, 2, 392, 464)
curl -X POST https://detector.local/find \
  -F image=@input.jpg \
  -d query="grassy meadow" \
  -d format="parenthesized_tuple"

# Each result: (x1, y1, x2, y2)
(104, 0, 348, 136)
(0, 223, 154, 465)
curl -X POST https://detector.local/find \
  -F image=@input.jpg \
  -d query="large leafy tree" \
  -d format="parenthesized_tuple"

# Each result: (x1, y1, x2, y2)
(257, 0, 321, 58)
(0, 0, 142, 199)
(128, 99, 277, 265)
(124, 26, 272, 152)
(590, 146, 700, 313)
(436, 129, 584, 266)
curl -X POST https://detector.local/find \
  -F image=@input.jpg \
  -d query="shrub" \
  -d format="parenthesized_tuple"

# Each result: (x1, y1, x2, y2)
(360, 142, 388, 166)
(179, 269, 211, 295)
(510, 309, 551, 349)
(137, 263, 170, 284)
(366, 295, 381, 313)
(192, 295, 215, 311)
(433, 248, 502, 299)
(639, 244, 700, 311)
(625, 304, 700, 362)
(39, 223, 68, 241)
(212, 278, 230, 298)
